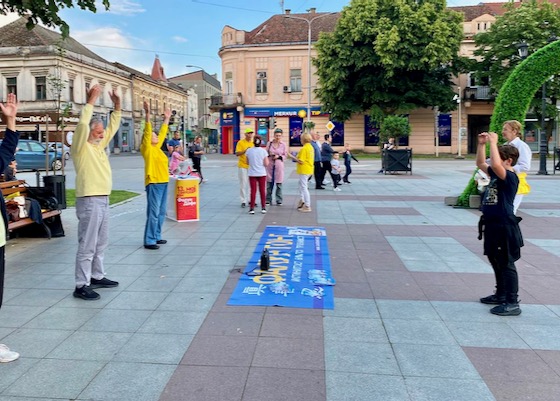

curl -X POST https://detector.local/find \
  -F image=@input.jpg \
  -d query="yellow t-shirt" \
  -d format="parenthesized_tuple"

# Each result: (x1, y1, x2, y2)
(140, 122, 170, 186)
(71, 104, 122, 197)
(296, 143, 314, 175)
(235, 139, 254, 169)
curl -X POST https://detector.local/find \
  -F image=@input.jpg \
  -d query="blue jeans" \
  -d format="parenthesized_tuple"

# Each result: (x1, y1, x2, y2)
(144, 183, 168, 245)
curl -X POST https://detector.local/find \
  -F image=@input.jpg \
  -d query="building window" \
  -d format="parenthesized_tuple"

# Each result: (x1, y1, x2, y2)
(256, 71, 267, 93)
(6, 77, 17, 96)
(290, 69, 302, 92)
(36, 76, 47, 100)
(69, 79, 74, 102)
(225, 80, 233, 95)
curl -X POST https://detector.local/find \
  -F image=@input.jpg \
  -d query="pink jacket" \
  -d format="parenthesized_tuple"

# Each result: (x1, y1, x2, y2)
(266, 141, 288, 183)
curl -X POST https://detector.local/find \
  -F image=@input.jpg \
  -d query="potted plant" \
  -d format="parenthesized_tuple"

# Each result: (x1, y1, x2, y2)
(378, 115, 412, 174)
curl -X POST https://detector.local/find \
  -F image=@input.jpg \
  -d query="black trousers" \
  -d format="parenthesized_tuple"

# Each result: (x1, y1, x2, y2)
(192, 157, 203, 181)
(322, 161, 333, 183)
(343, 162, 352, 182)
(487, 249, 519, 304)
(313, 161, 323, 188)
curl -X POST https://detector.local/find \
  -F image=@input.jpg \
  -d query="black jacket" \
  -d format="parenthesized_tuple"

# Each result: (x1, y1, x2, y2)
(0, 129, 20, 235)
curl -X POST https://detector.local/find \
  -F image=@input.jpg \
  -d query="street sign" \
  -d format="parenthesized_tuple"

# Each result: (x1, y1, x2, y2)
(326, 121, 335, 131)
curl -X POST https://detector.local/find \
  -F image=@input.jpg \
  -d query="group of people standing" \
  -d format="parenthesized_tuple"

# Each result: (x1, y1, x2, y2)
(235, 128, 359, 214)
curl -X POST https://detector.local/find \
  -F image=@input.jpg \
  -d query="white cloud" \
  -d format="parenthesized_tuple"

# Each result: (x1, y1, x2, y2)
(172, 36, 188, 43)
(97, 0, 146, 15)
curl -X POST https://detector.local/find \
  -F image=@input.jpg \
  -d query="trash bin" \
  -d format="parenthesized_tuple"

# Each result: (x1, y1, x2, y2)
(43, 175, 67, 209)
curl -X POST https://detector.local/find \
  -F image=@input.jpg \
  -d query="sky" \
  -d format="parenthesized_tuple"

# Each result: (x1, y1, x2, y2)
(0, 0, 508, 82)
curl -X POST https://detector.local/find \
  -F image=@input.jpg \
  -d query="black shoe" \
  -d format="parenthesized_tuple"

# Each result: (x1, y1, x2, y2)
(90, 277, 119, 289)
(315, 186, 325, 190)
(241, 202, 246, 208)
(344, 181, 352, 184)
(156, 239, 167, 245)
(265, 201, 271, 206)
(276, 202, 282, 206)
(490, 303, 521, 316)
(480, 294, 505, 305)
(73, 285, 100, 301)
(144, 244, 160, 250)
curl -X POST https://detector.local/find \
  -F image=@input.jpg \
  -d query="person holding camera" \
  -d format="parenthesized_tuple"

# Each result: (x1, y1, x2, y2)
(265, 128, 291, 206)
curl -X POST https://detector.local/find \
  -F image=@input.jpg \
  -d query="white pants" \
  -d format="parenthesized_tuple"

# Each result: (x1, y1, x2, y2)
(75, 196, 109, 287)
(299, 174, 311, 207)
(513, 194, 523, 215)
(238, 167, 249, 203)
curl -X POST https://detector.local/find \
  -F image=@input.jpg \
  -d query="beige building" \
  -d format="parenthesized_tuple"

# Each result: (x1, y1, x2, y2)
(214, 3, 558, 155)
(114, 57, 192, 152)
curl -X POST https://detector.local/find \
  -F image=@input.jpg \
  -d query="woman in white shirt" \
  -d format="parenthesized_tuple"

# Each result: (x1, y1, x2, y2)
(245, 135, 270, 214)
(502, 120, 532, 214)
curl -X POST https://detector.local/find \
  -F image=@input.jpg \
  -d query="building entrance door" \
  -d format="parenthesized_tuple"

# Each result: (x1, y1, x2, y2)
(467, 115, 491, 154)
(222, 126, 233, 154)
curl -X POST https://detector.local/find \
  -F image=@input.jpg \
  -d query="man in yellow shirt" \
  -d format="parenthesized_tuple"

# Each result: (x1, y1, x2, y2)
(141, 102, 171, 250)
(71, 84, 121, 301)
(235, 128, 254, 207)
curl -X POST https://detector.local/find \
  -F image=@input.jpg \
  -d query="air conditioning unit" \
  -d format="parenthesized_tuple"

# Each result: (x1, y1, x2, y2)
(283, 86, 292, 93)
(257, 72, 267, 79)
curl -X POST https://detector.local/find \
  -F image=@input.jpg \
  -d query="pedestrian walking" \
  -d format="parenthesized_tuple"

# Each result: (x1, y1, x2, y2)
(321, 134, 335, 186)
(311, 132, 324, 189)
(342, 142, 359, 183)
(141, 101, 171, 250)
(71, 84, 121, 301)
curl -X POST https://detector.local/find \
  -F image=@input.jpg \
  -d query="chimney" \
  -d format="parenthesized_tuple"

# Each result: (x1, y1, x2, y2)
(309, 7, 316, 14)
(285, 9, 291, 14)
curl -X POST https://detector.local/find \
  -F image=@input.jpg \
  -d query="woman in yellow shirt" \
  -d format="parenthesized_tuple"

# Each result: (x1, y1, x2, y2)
(295, 133, 314, 212)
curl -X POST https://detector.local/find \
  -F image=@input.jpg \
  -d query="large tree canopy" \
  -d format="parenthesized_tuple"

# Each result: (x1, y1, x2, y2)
(313, 0, 464, 121)
(473, 0, 560, 132)
(0, 0, 110, 37)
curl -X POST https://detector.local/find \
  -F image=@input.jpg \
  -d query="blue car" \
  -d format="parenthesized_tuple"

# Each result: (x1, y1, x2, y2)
(9, 140, 64, 171)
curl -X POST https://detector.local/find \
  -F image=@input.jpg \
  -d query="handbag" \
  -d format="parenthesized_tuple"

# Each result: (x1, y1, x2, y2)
(5, 200, 20, 222)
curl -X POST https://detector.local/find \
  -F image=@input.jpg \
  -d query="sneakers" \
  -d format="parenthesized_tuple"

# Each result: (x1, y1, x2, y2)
(144, 244, 159, 250)
(344, 181, 352, 184)
(265, 201, 271, 206)
(276, 202, 282, 206)
(156, 239, 167, 245)
(90, 277, 119, 289)
(490, 303, 522, 316)
(73, 285, 100, 301)
(480, 294, 505, 305)
(333, 187, 341, 191)
(249, 209, 255, 214)
(0, 344, 20, 363)
(241, 202, 246, 208)
(298, 205, 312, 213)
(261, 208, 267, 214)
(297, 199, 304, 209)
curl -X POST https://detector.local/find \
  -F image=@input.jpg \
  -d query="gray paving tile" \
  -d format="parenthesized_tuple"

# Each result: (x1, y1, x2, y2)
(47, 331, 133, 361)
(0, 327, 15, 340)
(141, 262, 194, 277)
(324, 316, 388, 343)
(327, 372, 410, 401)
(323, 298, 380, 318)
(157, 291, 217, 312)
(138, 311, 207, 335)
(105, 291, 168, 310)
(0, 328, 72, 358)
(79, 309, 151, 332)
(509, 324, 560, 350)
(3, 359, 105, 399)
(325, 340, 400, 375)
(446, 321, 529, 349)
(3, 289, 69, 307)
(384, 319, 456, 345)
(80, 362, 176, 401)
(0, 358, 38, 393)
(113, 333, 193, 364)
(376, 300, 440, 320)
(405, 377, 495, 401)
(173, 275, 227, 293)
(22, 307, 98, 330)
(125, 276, 181, 292)
(394, 344, 481, 379)
(431, 301, 501, 323)
(0, 306, 47, 328)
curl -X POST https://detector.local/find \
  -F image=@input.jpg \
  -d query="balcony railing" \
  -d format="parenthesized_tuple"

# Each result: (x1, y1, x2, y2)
(210, 93, 243, 110)
(464, 86, 493, 101)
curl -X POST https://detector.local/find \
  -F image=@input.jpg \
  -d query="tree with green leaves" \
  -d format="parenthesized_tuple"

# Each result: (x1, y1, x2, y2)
(0, 0, 110, 38)
(313, 0, 465, 123)
(473, 0, 560, 142)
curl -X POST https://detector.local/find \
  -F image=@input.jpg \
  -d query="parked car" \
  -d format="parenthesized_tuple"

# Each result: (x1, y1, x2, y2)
(3, 140, 64, 171)
(48, 142, 70, 160)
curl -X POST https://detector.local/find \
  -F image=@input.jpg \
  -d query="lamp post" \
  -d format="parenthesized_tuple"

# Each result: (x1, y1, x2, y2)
(453, 89, 463, 158)
(283, 12, 335, 122)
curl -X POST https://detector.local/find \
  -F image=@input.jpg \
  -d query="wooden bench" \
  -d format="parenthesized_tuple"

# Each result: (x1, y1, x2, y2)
(1, 179, 62, 238)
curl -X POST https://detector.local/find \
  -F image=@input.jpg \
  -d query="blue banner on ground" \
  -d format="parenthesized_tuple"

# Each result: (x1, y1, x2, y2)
(227, 226, 335, 309)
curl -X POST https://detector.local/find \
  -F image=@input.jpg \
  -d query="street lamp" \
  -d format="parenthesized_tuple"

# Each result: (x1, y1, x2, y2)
(453, 89, 463, 158)
(283, 12, 336, 122)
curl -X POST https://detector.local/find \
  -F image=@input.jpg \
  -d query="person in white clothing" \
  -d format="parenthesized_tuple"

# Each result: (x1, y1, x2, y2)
(501, 120, 532, 214)
(245, 135, 270, 214)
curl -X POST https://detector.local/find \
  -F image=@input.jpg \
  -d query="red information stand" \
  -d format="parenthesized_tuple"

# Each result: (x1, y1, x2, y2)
(166, 177, 200, 222)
